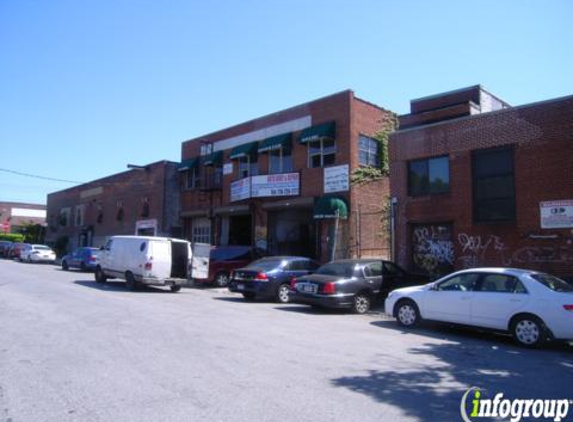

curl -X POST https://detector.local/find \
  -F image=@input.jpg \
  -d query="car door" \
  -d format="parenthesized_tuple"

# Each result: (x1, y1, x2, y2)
(470, 273, 529, 330)
(422, 272, 480, 324)
(363, 262, 384, 294)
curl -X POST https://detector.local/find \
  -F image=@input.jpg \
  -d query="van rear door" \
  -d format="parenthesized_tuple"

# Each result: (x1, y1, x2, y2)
(147, 240, 171, 279)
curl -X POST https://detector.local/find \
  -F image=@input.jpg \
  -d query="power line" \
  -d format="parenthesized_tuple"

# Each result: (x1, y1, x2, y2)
(0, 168, 84, 184)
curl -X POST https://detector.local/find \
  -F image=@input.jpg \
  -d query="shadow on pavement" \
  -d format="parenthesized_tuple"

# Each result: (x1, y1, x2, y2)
(331, 320, 573, 421)
(73, 280, 171, 293)
(212, 296, 271, 305)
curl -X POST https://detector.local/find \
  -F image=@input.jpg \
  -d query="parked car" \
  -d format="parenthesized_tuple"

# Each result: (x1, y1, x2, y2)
(61, 247, 100, 271)
(385, 267, 573, 347)
(0, 241, 12, 258)
(95, 236, 192, 292)
(9, 242, 30, 260)
(19, 244, 56, 263)
(195, 245, 260, 287)
(289, 259, 429, 314)
(228, 256, 320, 303)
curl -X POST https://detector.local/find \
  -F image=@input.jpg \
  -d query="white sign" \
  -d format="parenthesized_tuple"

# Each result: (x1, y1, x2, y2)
(223, 162, 233, 175)
(11, 208, 46, 218)
(324, 165, 349, 194)
(191, 242, 211, 280)
(251, 173, 300, 198)
(230, 178, 251, 202)
(540, 200, 573, 229)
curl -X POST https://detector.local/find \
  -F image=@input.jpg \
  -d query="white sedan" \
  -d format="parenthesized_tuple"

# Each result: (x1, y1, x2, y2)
(385, 267, 573, 347)
(20, 244, 56, 263)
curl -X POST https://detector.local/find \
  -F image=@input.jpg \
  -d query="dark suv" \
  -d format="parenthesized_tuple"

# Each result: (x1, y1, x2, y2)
(289, 259, 429, 314)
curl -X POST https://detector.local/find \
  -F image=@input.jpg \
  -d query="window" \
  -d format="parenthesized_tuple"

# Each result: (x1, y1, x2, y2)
(472, 147, 515, 222)
(383, 261, 405, 276)
(308, 138, 336, 168)
(364, 262, 383, 277)
(268, 148, 293, 174)
(192, 225, 211, 244)
(237, 156, 258, 179)
(359, 135, 379, 167)
(531, 273, 573, 292)
(477, 274, 527, 293)
(59, 208, 71, 227)
(408, 156, 450, 196)
(437, 273, 479, 291)
(186, 167, 201, 190)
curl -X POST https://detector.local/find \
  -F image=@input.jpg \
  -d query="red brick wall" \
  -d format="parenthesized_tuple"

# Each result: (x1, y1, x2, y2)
(390, 95, 573, 279)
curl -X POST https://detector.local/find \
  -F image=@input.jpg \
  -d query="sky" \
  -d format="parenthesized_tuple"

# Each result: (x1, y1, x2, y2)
(1, 0, 572, 205)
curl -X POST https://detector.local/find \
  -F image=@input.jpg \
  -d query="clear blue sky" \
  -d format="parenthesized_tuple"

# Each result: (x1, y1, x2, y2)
(1, 0, 572, 204)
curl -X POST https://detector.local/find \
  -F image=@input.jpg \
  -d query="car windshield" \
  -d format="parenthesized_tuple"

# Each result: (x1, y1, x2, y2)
(244, 258, 283, 272)
(34, 245, 51, 251)
(530, 273, 573, 293)
(210, 246, 251, 261)
(316, 262, 357, 278)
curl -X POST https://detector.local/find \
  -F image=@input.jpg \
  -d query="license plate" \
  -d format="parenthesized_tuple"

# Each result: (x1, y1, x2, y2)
(236, 284, 245, 291)
(299, 283, 317, 294)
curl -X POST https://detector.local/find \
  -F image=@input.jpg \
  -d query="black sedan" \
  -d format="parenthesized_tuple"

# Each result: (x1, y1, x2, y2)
(289, 259, 430, 314)
(228, 256, 320, 303)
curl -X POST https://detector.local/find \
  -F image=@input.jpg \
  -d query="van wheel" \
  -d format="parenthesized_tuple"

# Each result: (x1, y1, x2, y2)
(170, 285, 182, 293)
(214, 272, 230, 287)
(95, 267, 107, 283)
(125, 272, 137, 291)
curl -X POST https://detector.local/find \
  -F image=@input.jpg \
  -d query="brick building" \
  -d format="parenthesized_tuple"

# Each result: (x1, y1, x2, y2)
(0, 201, 46, 234)
(179, 90, 393, 262)
(389, 85, 573, 279)
(46, 160, 180, 252)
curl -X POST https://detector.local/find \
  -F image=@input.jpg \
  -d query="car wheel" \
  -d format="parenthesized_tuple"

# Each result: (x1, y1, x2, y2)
(511, 315, 547, 348)
(276, 284, 290, 304)
(62, 260, 69, 271)
(214, 272, 230, 287)
(242, 292, 256, 301)
(95, 267, 107, 284)
(125, 272, 137, 291)
(170, 285, 182, 293)
(352, 293, 371, 314)
(396, 299, 420, 327)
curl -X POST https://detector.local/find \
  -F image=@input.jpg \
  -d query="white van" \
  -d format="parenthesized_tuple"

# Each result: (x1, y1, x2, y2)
(95, 236, 191, 292)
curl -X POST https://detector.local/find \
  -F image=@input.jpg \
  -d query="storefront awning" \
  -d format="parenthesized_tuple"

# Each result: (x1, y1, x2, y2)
(258, 133, 292, 153)
(229, 141, 259, 160)
(313, 196, 348, 219)
(178, 157, 199, 172)
(203, 151, 223, 166)
(299, 121, 336, 144)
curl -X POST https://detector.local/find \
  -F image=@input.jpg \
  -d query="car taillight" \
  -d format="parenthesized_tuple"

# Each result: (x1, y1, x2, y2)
(564, 305, 573, 311)
(254, 272, 268, 282)
(89, 256, 96, 262)
(290, 277, 298, 290)
(321, 282, 336, 295)
(144, 261, 152, 271)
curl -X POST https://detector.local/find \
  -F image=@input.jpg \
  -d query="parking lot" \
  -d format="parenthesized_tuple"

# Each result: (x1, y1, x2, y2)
(1, 259, 572, 422)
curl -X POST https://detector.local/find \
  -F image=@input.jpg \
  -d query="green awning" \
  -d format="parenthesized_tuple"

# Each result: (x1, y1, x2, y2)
(229, 141, 259, 160)
(258, 133, 292, 153)
(299, 121, 336, 143)
(203, 151, 223, 166)
(313, 196, 349, 219)
(178, 157, 199, 172)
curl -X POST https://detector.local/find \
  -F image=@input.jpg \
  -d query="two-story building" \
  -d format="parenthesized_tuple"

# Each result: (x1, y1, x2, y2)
(46, 160, 180, 252)
(389, 85, 573, 280)
(179, 90, 394, 262)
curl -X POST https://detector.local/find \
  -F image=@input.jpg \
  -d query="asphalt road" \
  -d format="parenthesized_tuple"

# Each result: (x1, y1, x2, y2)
(1, 259, 572, 422)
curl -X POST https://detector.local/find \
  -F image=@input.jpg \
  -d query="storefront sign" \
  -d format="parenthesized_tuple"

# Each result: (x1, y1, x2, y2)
(324, 165, 349, 193)
(223, 162, 233, 175)
(135, 219, 158, 236)
(540, 200, 573, 229)
(251, 173, 300, 198)
(230, 178, 251, 202)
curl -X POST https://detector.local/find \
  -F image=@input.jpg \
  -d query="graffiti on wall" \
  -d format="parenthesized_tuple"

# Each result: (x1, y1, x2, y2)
(412, 224, 454, 277)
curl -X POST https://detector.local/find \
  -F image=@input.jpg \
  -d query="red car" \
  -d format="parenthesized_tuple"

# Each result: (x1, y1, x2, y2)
(9, 242, 30, 260)
(195, 245, 260, 287)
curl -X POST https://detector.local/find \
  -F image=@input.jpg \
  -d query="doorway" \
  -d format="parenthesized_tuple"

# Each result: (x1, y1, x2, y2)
(268, 209, 316, 258)
(228, 214, 252, 245)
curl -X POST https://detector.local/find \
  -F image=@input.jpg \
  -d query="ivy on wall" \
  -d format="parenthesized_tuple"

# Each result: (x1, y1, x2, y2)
(350, 112, 399, 185)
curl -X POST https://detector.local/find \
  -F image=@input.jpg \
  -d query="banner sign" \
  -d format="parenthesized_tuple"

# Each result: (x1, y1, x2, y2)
(251, 173, 300, 198)
(540, 200, 573, 229)
(230, 178, 251, 202)
(324, 164, 349, 193)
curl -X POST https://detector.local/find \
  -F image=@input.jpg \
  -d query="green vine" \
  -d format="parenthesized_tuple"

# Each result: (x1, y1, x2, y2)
(350, 112, 399, 185)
